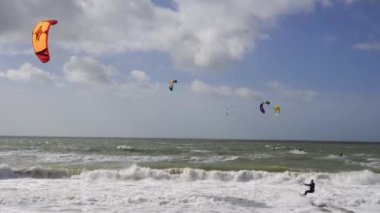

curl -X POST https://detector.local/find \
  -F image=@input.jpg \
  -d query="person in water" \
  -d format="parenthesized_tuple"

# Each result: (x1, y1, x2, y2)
(304, 180, 315, 195)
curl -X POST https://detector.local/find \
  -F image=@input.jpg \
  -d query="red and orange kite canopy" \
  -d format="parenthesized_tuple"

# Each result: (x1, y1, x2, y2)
(32, 20, 58, 63)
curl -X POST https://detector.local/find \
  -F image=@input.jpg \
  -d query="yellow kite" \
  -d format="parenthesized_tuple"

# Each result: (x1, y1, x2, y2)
(273, 105, 281, 116)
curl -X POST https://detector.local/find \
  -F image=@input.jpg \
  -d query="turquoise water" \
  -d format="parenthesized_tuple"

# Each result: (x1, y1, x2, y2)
(0, 137, 379, 173)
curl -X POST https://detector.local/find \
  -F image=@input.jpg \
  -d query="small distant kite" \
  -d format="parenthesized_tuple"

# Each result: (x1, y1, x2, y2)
(168, 79, 177, 91)
(259, 101, 270, 114)
(225, 105, 235, 116)
(273, 105, 281, 116)
(32, 20, 58, 63)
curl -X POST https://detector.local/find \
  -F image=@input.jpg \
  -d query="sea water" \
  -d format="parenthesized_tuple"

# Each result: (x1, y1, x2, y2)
(0, 137, 379, 212)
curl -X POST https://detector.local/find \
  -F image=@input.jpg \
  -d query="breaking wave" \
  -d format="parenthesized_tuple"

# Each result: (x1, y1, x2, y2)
(0, 164, 77, 179)
(79, 165, 380, 185)
(2, 164, 380, 186)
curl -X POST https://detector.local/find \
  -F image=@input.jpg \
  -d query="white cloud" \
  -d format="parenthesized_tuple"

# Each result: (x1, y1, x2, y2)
(116, 70, 160, 98)
(130, 70, 150, 84)
(0, 0, 331, 71)
(353, 41, 380, 51)
(284, 90, 318, 103)
(190, 79, 261, 100)
(0, 44, 31, 55)
(267, 80, 318, 103)
(125, 69, 158, 91)
(62, 56, 158, 98)
(0, 63, 57, 85)
(190, 79, 233, 97)
(63, 56, 116, 86)
(0, 0, 80, 43)
(235, 88, 262, 100)
(266, 80, 282, 91)
(343, 0, 358, 5)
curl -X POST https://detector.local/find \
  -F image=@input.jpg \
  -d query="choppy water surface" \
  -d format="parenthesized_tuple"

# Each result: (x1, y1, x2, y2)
(0, 137, 379, 212)
(0, 137, 379, 172)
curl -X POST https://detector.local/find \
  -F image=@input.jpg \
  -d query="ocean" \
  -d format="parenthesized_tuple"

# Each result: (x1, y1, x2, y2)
(0, 137, 379, 212)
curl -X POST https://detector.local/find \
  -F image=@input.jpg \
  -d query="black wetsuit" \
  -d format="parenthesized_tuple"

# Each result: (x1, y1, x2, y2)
(304, 182, 315, 195)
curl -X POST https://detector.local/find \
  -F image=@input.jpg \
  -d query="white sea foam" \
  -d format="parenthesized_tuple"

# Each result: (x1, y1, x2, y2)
(248, 153, 273, 160)
(0, 165, 379, 212)
(322, 154, 344, 159)
(265, 145, 283, 150)
(76, 165, 380, 185)
(353, 153, 371, 157)
(366, 158, 380, 169)
(116, 145, 135, 151)
(189, 156, 239, 164)
(289, 149, 307, 155)
(3, 164, 380, 186)
(0, 150, 181, 166)
(345, 159, 380, 170)
(316, 154, 380, 170)
(190, 149, 211, 153)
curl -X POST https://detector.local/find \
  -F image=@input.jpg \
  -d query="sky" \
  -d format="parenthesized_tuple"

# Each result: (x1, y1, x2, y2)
(0, 0, 379, 141)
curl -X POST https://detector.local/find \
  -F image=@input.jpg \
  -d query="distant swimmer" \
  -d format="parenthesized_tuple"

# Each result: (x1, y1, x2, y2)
(339, 153, 343, 157)
(303, 180, 315, 196)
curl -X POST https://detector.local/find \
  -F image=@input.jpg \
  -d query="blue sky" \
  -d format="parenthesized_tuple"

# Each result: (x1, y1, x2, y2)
(0, 0, 379, 141)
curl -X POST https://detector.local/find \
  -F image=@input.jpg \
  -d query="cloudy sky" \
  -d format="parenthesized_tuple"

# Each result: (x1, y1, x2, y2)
(0, 0, 379, 141)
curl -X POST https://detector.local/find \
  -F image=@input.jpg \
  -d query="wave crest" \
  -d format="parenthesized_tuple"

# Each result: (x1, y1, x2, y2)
(0, 164, 77, 179)
(79, 165, 380, 185)
(2, 164, 380, 186)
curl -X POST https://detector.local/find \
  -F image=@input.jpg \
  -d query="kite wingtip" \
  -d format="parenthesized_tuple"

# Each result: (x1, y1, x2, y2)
(47, 20, 58, 25)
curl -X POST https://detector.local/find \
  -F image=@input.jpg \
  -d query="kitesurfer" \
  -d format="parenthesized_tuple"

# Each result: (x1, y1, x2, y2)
(169, 79, 177, 91)
(303, 180, 315, 195)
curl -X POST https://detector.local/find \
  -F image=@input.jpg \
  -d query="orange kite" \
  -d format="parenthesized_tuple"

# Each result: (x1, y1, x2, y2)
(32, 20, 58, 63)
